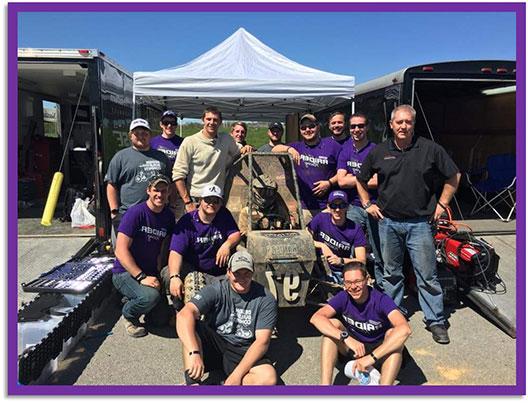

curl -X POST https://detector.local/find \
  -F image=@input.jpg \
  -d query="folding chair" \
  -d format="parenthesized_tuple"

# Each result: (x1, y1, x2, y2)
(466, 153, 516, 222)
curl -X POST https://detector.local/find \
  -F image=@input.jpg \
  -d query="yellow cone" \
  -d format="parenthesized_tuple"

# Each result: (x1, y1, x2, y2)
(41, 172, 64, 226)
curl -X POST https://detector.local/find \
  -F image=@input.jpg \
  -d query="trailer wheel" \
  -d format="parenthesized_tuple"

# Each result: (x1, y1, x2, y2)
(184, 271, 206, 304)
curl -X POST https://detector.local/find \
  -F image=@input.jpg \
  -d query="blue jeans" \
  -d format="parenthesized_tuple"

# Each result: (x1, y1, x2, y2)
(112, 271, 170, 326)
(346, 205, 384, 290)
(378, 216, 445, 326)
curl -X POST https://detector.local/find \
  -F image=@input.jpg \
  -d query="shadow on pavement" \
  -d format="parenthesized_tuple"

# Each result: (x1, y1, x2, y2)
(266, 305, 320, 384)
(48, 292, 122, 384)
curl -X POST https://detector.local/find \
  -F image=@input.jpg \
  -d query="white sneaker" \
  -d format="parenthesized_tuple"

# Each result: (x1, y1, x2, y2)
(123, 317, 147, 338)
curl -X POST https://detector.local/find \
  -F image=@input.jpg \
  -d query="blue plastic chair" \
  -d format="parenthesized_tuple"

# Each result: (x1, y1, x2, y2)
(466, 153, 516, 221)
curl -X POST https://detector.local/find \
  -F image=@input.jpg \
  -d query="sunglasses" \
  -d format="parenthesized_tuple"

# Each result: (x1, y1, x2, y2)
(203, 196, 221, 205)
(329, 202, 348, 210)
(350, 123, 366, 129)
(300, 123, 317, 131)
(162, 120, 177, 126)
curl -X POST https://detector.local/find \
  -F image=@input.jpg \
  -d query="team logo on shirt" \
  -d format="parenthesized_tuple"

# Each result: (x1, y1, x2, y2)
(318, 231, 351, 252)
(300, 154, 329, 167)
(140, 225, 167, 241)
(196, 231, 223, 244)
(342, 315, 383, 333)
(346, 160, 362, 174)
(135, 160, 163, 183)
(217, 308, 254, 339)
(157, 146, 178, 159)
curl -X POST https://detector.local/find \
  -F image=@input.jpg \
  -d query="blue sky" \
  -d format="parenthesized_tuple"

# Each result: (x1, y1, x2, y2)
(18, 10, 516, 83)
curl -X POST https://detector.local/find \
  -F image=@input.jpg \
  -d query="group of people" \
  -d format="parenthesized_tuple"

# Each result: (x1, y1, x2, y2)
(104, 103, 460, 385)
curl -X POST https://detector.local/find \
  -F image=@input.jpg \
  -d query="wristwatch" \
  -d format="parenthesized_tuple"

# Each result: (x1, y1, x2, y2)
(362, 201, 373, 210)
(110, 208, 119, 215)
(340, 331, 349, 342)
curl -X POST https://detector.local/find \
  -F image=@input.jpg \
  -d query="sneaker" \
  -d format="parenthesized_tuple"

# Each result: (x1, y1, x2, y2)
(123, 317, 147, 338)
(430, 324, 450, 344)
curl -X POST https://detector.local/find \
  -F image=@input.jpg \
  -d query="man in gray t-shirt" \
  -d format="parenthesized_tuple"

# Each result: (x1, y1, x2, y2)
(177, 250, 277, 385)
(104, 118, 171, 240)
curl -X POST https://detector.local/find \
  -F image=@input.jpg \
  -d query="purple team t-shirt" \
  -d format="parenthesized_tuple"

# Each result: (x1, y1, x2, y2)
(337, 140, 377, 206)
(308, 212, 367, 272)
(170, 207, 239, 275)
(328, 287, 398, 343)
(150, 134, 184, 166)
(113, 202, 175, 276)
(290, 137, 341, 210)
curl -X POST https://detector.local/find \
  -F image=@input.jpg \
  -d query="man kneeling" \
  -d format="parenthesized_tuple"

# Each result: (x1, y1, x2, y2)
(176, 251, 278, 385)
(310, 262, 411, 385)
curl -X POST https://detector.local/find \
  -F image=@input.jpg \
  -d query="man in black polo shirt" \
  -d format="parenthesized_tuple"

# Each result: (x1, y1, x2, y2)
(356, 104, 460, 344)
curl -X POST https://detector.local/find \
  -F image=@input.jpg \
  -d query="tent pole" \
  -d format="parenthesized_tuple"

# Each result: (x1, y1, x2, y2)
(351, 95, 355, 114)
(132, 92, 136, 119)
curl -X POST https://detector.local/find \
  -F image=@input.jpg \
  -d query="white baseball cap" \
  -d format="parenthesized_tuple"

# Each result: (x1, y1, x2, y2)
(129, 118, 151, 131)
(200, 184, 223, 199)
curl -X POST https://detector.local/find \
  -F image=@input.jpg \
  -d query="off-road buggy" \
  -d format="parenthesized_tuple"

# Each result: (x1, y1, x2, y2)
(184, 152, 341, 307)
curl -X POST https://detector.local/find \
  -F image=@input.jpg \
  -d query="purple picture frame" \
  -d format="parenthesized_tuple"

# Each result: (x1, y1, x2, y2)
(8, 2, 526, 396)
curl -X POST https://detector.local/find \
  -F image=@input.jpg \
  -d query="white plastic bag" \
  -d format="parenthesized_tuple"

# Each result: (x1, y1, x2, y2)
(70, 197, 96, 228)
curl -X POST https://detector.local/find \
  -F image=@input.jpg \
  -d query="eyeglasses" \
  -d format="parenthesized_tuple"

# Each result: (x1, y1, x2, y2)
(343, 278, 367, 288)
(350, 123, 366, 129)
(162, 120, 177, 126)
(203, 196, 221, 205)
(270, 128, 283, 133)
(329, 202, 348, 210)
(300, 123, 317, 131)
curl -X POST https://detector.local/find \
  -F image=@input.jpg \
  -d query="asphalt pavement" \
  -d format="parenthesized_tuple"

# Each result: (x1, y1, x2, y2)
(16, 220, 518, 387)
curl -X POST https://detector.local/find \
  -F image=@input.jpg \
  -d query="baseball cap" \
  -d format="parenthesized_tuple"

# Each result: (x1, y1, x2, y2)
(228, 250, 254, 273)
(200, 184, 223, 199)
(148, 174, 171, 188)
(299, 113, 317, 123)
(328, 190, 349, 205)
(268, 121, 284, 131)
(129, 118, 151, 131)
(161, 110, 177, 119)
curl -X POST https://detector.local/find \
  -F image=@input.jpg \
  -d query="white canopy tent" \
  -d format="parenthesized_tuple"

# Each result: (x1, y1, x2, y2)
(133, 28, 355, 121)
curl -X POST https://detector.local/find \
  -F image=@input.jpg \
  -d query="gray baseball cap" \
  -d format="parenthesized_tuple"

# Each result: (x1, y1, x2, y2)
(228, 250, 254, 273)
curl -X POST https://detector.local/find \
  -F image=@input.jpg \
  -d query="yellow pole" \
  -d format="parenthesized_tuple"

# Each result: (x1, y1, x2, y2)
(41, 172, 64, 226)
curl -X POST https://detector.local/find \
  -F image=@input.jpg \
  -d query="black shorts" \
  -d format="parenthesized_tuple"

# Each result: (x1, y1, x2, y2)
(197, 321, 273, 376)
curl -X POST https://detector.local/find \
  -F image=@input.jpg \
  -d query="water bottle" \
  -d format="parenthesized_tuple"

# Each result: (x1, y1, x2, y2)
(344, 360, 381, 385)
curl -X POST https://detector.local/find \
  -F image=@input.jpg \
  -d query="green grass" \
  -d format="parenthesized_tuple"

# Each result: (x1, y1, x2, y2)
(180, 123, 269, 149)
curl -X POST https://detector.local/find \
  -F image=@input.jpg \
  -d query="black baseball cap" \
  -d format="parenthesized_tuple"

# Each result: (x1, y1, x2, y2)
(268, 122, 284, 131)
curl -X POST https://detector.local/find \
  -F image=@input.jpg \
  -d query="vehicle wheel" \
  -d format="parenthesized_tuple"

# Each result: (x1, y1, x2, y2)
(184, 271, 206, 304)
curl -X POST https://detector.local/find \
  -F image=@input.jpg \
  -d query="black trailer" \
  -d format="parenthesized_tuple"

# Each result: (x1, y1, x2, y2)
(319, 60, 516, 174)
(18, 48, 138, 243)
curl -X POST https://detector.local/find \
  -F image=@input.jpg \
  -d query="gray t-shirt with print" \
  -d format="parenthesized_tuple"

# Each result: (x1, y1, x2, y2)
(191, 278, 277, 347)
(104, 147, 171, 213)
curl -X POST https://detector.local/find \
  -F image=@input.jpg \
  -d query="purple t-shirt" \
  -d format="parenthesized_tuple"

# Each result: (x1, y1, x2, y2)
(307, 212, 367, 272)
(290, 137, 341, 209)
(150, 134, 184, 167)
(169, 207, 239, 275)
(113, 202, 175, 276)
(337, 140, 377, 206)
(328, 287, 398, 343)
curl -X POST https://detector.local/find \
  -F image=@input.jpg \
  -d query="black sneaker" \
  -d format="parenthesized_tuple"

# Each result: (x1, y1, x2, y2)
(430, 324, 450, 344)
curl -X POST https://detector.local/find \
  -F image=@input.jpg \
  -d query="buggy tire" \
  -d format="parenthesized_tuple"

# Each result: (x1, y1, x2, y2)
(184, 271, 206, 304)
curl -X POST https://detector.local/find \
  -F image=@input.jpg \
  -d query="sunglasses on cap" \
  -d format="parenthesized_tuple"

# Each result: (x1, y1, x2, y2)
(203, 196, 222, 205)
(329, 202, 348, 210)
(300, 123, 317, 131)
(162, 120, 177, 126)
(350, 123, 366, 129)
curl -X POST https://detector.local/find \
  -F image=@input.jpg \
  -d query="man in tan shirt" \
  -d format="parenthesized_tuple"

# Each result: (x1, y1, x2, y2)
(172, 106, 243, 212)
